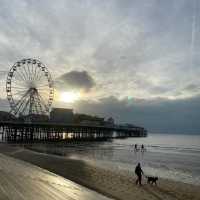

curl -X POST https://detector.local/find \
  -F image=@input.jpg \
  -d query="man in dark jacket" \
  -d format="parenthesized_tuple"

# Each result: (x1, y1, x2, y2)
(135, 163, 144, 185)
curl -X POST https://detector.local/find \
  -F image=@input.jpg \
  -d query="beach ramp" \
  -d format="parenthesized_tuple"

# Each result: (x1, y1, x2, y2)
(0, 153, 112, 200)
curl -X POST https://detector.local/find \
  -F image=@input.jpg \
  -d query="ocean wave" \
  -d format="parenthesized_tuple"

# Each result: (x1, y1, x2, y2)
(147, 145, 200, 154)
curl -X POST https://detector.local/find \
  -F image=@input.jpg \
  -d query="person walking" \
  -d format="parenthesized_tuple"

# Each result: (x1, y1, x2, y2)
(135, 163, 144, 185)
(141, 144, 144, 152)
(134, 144, 138, 151)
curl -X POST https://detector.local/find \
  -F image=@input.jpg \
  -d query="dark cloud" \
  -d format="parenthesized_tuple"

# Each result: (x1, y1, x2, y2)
(73, 95, 200, 134)
(184, 84, 200, 92)
(1, 92, 200, 135)
(56, 70, 95, 91)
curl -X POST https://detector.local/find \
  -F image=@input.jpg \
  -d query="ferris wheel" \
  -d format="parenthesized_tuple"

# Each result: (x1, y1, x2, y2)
(6, 58, 54, 117)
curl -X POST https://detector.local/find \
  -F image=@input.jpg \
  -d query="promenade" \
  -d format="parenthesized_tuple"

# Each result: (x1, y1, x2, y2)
(0, 153, 112, 200)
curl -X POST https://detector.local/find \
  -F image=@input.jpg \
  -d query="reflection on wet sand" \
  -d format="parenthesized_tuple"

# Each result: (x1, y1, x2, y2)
(26, 141, 115, 161)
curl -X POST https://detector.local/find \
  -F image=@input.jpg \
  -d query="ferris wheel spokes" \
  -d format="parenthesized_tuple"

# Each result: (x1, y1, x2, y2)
(6, 58, 54, 118)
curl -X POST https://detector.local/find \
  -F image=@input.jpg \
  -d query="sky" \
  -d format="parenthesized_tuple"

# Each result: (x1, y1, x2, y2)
(0, 0, 200, 134)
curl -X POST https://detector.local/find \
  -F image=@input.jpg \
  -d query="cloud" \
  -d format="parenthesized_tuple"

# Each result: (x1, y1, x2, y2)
(0, 0, 200, 101)
(184, 83, 200, 92)
(55, 70, 95, 91)
(0, 0, 200, 134)
(0, 71, 7, 79)
(71, 95, 200, 134)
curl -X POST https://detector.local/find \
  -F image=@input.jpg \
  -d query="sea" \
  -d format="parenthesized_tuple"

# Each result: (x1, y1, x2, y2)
(26, 133, 200, 186)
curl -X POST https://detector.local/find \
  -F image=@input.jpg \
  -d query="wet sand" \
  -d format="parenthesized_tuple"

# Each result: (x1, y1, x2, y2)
(0, 144, 200, 200)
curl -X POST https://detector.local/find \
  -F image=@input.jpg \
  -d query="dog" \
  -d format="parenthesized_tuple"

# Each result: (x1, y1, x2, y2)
(146, 176, 158, 185)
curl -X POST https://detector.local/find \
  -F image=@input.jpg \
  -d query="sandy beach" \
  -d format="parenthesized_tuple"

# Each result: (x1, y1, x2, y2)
(0, 143, 200, 200)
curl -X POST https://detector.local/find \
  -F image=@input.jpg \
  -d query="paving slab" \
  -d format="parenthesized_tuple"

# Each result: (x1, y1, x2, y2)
(0, 153, 112, 200)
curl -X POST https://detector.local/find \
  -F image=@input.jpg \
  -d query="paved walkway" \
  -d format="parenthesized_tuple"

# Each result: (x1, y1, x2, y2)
(0, 153, 112, 200)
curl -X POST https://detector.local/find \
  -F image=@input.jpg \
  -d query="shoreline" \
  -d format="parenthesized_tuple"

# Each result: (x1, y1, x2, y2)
(0, 143, 200, 200)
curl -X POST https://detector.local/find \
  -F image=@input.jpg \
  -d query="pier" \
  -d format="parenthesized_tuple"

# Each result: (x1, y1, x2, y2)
(0, 121, 147, 142)
(0, 58, 147, 142)
(1, 58, 147, 143)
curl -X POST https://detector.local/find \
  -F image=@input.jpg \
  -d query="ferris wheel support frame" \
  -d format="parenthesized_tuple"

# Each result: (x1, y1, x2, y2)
(6, 58, 54, 118)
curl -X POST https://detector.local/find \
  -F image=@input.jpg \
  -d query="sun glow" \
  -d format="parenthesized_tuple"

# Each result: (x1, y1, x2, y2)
(60, 91, 81, 103)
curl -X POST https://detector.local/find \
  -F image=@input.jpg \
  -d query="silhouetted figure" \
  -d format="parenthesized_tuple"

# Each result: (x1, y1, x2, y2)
(141, 144, 144, 152)
(134, 144, 138, 151)
(135, 144, 137, 149)
(135, 163, 144, 185)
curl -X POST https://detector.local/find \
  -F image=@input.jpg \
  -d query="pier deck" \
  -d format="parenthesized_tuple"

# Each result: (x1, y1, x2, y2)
(0, 153, 112, 200)
(0, 121, 147, 142)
